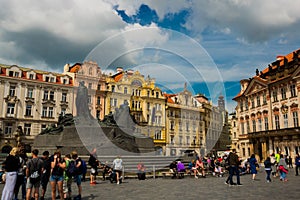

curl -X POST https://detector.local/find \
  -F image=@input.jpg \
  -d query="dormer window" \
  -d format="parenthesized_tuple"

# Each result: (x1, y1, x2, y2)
(8, 71, 20, 77)
(50, 77, 55, 83)
(29, 74, 34, 80)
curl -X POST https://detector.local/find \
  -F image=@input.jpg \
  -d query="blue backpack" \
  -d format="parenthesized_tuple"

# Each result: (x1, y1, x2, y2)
(66, 160, 78, 177)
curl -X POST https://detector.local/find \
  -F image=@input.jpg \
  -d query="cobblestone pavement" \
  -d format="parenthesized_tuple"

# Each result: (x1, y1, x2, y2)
(2, 168, 299, 200)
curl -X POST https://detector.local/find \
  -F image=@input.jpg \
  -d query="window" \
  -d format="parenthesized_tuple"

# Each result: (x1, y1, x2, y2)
(24, 124, 31, 135)
(245, 98, 249, 110)
(170, 121, 174, 130)
(124, 87, 127, 94)
(251, 97, 255, 108)
(186, 122, 189, 131)
(242, 148, 245, 157)
(293, 111, 299, 127)
(48, 107, 53, 118)
(240, 102, 243, 112)
(29, 74, 34, 80)
(171, 149, 176, 156)
(290, 84, 296, 97)
(27, 88, 33, 98)
(97, 84, 101, 90)
(179, 136, 183, 145)
(7, 103, 15, 116)
(170, 135, 174, 145)
(42, 107, 47, 117)
(154, 130, 161, 140)
(155, 104, 161, 111)
(283, 113, 288, 128)
(258, 118, 262, 131)
(41, 124, 47, 132)
(264, 117, 269, 131)
(61, 108, 66, 116)
(63, 79, 67, 84)
(263, 93, 267, 105)
(45, 77, 50, 82)
(256, 96, 261, 107)
(25, 104, 32, 116)
(246, 121, 250, 133)
(252, 119, 256, 132)
(111, 85, 115, 92)
(234, 132, 236, 138)
(186, 136, 190, 145)
(9, 86, 16, 96)
(97, 96, 101, 105)
(49, 91, 54, 101)
(156, 92, 159, 98)
(281, 87, 286, 99)
(4, 123, 13, 135)
(272, 90, 278, 102)
(179, 122, 182, 131)
(62, 93, 67, 102)
(50, 77, 55, 83)
(88, 83, 92, 89)
(275, 115, 280, 130)
(43, 90, 49, 100)
(96, 110, 100, 119)
(147, 91, 150, 97)
(88, 95, 91, 104)
(241, 122, 245, 134)
(147, 103, 150, 111)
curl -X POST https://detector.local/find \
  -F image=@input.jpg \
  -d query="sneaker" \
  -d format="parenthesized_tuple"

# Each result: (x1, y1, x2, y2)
(194, 176, 198, 179)
(225, 181, 229, 185)
(73, 195, 81, 200)
(117, 181, 120, 184)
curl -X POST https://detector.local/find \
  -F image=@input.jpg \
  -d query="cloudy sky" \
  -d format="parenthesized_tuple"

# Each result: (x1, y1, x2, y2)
(1, 0, 300, 111)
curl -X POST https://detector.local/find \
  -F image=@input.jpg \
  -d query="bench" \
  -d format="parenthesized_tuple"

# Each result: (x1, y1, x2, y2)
(161, 171, 185, 179)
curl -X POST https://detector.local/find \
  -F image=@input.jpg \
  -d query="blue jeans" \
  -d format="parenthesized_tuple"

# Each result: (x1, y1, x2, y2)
(265, 170, 271, 181)
(229, 166, 240, 185)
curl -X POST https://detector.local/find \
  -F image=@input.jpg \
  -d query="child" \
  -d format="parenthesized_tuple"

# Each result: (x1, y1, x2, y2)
(264, 157, 272, 182)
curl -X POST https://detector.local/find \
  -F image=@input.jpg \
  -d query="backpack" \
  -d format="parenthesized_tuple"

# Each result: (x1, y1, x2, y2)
(81, 159, 87, 174)
(29, 158, 41, 184)
(66, 160, 78, 177)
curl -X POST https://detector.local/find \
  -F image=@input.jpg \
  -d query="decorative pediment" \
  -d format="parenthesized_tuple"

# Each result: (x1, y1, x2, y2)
(243, 78, 267, 96)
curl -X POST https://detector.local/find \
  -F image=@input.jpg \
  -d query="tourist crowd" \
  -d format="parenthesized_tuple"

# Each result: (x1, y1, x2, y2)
(1, 145, 300, 200)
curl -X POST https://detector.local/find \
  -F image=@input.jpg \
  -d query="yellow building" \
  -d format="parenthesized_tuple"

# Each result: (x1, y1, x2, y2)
(0, 64, 74, 150)
(233, 49, 300, 161)
(105, 68, 166, 153)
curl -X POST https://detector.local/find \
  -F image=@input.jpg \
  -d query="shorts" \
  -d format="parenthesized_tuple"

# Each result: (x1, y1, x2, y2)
(63, 179, 72, 194)
(74, 175, 82, 186)
(50, 175, 64, 182)
(26, 177, 40, 189)
(91, 168, 98, 176)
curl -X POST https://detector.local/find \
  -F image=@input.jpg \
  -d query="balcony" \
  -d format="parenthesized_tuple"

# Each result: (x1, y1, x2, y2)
(248, 127, 300, 138)
(4, 95, 19, 103)
(42, 99, 56, 105)
(25, 97, 35, 104)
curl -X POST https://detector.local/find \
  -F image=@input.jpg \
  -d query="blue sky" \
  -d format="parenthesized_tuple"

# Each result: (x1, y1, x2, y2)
(1, 0, 299, 112)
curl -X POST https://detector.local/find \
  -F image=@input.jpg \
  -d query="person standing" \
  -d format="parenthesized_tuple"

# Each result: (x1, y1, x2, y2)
(264, 157, 272, 182)
(295, 154, 300, 176)
(63, 154, 72, 200)
(278, 154, 288, 182)
(226, 149, 242, 186)
(25, 149, 44, 200)
(40, 151, 51, 200)
(14, 148, 26, 200)
(88, 148, 100, 185)
(249, 154, 258, 180)
(112, 156, 123, 184)
(71, 151, 82, 200)
(50, 150, 65, 200)
(270, 153, 277, 177)
(1, 147, 19, 200)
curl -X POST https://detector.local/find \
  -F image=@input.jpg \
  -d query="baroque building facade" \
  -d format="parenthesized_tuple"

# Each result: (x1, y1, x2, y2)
(105, 68, 166, 153)
(0, 64, 74, 150)
(63, 61, 107, 120)
(233, 49, 300, 161)
(164, 85, 206, 156)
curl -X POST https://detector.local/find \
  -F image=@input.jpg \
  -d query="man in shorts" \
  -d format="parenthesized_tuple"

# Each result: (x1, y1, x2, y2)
(26, 149, 44, 200)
